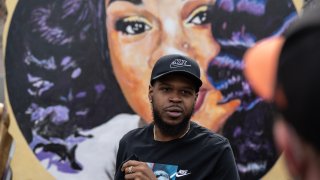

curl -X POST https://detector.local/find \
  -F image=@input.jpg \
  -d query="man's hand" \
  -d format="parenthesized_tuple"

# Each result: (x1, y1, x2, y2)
(121, 160, 157, 180)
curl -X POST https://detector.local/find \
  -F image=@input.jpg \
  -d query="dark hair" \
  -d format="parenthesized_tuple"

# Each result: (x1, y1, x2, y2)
(6, 0, 133, 142)
(208, 0, 297, 179)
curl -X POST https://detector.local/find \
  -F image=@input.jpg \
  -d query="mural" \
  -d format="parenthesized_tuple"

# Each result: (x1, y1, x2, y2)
(5, 0, 297, 179)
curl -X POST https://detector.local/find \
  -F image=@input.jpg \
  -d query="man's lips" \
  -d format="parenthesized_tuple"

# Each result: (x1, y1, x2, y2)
(164, 106, 183, 118)
(195, 88, 208, 112)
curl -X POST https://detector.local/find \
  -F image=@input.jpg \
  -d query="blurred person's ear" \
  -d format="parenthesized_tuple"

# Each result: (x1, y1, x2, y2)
(274, 120, 306, 179)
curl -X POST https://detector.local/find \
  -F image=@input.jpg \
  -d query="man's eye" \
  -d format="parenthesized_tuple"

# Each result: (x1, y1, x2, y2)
(181, 90, 192, 95)
(160, 87, 170, 92)
(185, 5, 212, 25)
(115, 16, 152, 35)
(162, 88, 169, 92)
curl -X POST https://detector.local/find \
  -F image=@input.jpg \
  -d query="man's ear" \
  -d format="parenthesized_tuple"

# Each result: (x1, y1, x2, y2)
(148, 85, 153, 103)
(274, 120, 305, 178)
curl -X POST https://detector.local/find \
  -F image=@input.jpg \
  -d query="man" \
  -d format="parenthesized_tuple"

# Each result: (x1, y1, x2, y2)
(115, 54, 239, 180)
(244, 8, 320, 180)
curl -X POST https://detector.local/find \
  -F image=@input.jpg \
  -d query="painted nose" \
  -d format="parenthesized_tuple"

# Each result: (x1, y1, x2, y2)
(148, 20, 195, 68)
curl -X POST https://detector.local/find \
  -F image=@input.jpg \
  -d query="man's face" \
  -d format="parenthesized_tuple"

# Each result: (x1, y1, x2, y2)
(106, 0, 240, 130)
(149, 74, 196, 136)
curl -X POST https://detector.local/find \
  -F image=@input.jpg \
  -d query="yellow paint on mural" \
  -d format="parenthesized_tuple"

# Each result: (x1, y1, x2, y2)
(4, 0, 54, 179)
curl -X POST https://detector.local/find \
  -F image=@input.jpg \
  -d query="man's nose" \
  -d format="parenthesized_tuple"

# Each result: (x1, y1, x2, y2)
(168, 92, 182, 103)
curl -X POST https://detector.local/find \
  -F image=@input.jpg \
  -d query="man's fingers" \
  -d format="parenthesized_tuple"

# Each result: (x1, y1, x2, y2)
(124, 165, 134, 174)
(122, 161, 155, 180)
(128, 165, 133, 174)
(124, 171, 146, 180)
(121, 160, 141, 171)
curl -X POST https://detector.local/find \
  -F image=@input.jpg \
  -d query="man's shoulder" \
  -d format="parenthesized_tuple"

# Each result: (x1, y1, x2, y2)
(120, 123, 151, 141)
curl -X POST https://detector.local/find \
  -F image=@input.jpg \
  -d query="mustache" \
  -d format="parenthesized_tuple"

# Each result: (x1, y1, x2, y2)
(163, 105, 183, 111)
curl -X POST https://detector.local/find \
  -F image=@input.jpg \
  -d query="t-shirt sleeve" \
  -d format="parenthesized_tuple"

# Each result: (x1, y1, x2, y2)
(114, 137, 140, 180)
(114, 138, 126, 180)
(212, 139, 240, 180)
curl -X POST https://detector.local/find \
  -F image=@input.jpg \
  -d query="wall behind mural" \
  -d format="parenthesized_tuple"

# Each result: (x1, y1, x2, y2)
(4, 0, 302, 179)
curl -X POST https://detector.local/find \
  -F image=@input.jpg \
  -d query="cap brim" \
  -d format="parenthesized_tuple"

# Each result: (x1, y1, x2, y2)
(244, 36, 285, 101)
(151, 70, 202, 89)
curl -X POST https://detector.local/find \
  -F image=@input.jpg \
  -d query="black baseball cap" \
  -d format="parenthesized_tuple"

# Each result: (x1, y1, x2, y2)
(150, 54, 202, 92)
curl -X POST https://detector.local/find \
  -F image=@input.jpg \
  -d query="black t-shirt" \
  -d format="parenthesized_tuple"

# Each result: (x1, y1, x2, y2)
(115, 122, 240, 180)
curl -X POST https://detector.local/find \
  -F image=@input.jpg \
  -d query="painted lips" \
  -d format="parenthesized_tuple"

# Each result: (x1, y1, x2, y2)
(195, 88, 208, 112)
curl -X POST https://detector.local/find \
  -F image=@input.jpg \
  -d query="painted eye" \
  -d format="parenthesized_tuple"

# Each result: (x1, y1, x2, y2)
(115, 16, 152, 35)
(186, 5, 212, 25)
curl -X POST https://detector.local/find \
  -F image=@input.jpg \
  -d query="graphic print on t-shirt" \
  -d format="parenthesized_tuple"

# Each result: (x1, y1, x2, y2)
(147, 162, 185, 180)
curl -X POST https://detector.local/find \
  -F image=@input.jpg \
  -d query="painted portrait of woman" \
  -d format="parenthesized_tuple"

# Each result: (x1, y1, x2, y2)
(5, 0, 297, 179)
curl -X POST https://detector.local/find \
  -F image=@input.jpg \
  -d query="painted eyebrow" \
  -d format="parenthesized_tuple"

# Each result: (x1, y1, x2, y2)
(109, 0, 143, 5)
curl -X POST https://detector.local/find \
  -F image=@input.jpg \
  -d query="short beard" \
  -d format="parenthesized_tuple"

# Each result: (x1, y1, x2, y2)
(152, 102, 194, 137)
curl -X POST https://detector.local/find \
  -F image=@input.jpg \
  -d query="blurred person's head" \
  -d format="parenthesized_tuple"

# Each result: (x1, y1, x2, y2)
(244, 8, 320, 179)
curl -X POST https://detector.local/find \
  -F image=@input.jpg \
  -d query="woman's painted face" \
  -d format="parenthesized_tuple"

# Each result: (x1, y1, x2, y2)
(106, 0, 240, 131)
